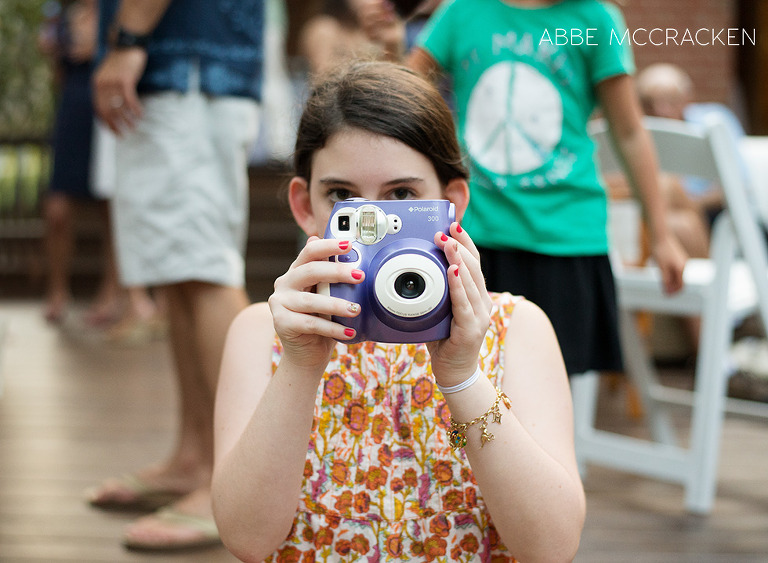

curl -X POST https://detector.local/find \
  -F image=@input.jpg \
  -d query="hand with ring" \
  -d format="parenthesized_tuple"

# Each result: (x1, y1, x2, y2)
(92, 48, 148, 134)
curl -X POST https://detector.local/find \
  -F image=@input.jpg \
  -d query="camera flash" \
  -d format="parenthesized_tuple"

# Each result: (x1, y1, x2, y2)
(360, 210, 377, 244)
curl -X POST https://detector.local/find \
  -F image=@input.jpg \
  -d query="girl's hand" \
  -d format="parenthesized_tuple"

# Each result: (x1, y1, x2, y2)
(427, 223, 493, 386)
(268, 236, 364, 371)
(651, 232, 687, 294)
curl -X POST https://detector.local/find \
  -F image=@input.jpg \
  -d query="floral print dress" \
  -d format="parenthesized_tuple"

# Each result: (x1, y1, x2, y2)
(266, 293, 521, 562)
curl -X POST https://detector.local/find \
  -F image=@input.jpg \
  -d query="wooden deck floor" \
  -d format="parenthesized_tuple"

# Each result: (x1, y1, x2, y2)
(1, 299, 767, 563)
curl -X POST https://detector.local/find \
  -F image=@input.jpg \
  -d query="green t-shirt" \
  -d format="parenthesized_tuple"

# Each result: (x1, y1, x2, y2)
(418, 0, 634, 255)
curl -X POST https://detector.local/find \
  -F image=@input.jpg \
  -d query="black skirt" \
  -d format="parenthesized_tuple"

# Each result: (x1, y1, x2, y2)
(48, 62, 96, 200)
(479, 247, 623, 375)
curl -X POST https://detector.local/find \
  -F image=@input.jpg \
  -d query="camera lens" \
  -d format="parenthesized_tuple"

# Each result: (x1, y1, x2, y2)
(394, 272, 426, 299)
(375, 254, 446, 319)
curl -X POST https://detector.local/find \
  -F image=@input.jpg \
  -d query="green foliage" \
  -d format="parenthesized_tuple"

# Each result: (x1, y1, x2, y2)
(0, 144, 51, 213)
(0, 0, 56, 140)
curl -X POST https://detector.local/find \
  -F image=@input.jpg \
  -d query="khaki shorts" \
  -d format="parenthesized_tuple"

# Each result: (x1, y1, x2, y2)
(112, 90, 259, 287)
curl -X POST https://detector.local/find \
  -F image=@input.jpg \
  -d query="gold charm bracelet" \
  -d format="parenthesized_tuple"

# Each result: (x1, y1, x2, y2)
(448, 387, 512, 450)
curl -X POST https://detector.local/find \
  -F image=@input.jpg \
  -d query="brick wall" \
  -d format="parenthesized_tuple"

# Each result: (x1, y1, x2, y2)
(619, 0, 741, 108)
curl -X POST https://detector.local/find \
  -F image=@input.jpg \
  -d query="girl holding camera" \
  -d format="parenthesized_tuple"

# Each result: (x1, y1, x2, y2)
(212, 61, 585, 563)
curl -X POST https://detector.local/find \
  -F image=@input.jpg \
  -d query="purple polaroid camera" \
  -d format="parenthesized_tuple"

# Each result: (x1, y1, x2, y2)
(319, 198, 455, 343)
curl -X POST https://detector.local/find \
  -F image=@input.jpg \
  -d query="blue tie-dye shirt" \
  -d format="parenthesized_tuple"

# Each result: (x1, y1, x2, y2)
(98, 0, 264, 100)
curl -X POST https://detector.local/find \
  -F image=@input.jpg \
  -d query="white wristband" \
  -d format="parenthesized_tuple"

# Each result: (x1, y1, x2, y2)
(436, 367, 482, 394)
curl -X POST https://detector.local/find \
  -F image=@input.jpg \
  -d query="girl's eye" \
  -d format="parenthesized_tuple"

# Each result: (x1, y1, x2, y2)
(327, 188, 353, 202)
(388, 187, 416, 200)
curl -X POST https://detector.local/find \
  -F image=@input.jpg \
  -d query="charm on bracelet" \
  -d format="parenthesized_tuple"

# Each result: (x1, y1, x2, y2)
(448, 386, 512, 450)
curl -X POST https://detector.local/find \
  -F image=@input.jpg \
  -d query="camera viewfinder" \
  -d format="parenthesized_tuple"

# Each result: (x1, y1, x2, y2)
(360, 210, 377, 244)
(338, 214, 351, 232)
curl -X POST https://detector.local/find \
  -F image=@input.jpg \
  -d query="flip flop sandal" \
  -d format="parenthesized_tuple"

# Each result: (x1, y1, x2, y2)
(86, 474, 187, 512)
(122, 507, 221, 552)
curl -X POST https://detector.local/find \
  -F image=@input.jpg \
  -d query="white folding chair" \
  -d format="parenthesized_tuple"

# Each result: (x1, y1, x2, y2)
(574, 116, 768, 514)
(740, 135, 768, 228)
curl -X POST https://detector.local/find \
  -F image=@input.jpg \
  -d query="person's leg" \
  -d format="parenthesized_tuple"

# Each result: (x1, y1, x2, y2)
(88, 282, 213, 505)
(157, 282, 216, 482)
(124, 286, 160, 320)
(186, 281, 251, 392)
(84, 200, 125, 326)
(667, 208, 709, 259)
(92, 89, 258, 548)
(104, 285, 167, 344)
(43, 193, 74, 323)
(122, 281, 249, 546)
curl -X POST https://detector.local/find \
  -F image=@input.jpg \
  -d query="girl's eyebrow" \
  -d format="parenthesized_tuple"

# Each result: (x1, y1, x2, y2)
(383, 177, 425, 186)
(317, 177, 355, 186)
(317, 177, 426, 186)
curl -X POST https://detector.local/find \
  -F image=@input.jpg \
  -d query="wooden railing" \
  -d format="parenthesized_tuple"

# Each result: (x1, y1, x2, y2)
(0, 148, 299, 302)
(0, 139, 50, 291)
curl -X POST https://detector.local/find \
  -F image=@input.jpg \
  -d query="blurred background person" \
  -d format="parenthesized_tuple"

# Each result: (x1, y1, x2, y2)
(37, 0, 122, 326)
(85, 0, 265, 551)
(405, 0, 686, 381)
(88, 112, 167, 345)
(637, 62, 747, 230)
(607, 63, 716, 262)
(37, 0, 164, 341)
(298, 0, 404, 75)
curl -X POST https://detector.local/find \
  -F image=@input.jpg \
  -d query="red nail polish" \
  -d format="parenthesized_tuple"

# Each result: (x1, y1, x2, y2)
(351, 269, 363, 280)
(440, 234, 449, 242)
(454, 267, 460, 277)
(339, 241, 350, 250)
(456, 224, 463, 233)
(344, 328, 355, 337)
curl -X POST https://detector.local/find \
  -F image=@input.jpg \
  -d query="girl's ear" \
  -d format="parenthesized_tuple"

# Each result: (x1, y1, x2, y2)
(443, 178, 470, 221)
(288, 176, 319, 237)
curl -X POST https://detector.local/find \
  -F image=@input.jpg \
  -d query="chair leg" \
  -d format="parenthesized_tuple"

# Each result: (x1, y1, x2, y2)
(618, 309, 678, 445)
(571, 370, 601, 476)
(682, 315, 731, 513)
(684, 215, 738, 514)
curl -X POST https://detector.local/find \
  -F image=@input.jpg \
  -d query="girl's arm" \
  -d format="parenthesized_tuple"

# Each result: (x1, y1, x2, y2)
(432, 225, 586, 563)
(212, 304, 323, 563)
(446, 300, 585, 563)
(597, 73, 687, 294)
(212, 237, 364, 563)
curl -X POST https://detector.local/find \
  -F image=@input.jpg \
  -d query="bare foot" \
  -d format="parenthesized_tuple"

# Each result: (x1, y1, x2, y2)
(82, 300, 123, 328)
(44, 291, 70, 324)
(104, 312, 168, 346)
(87, 464, 209, 510)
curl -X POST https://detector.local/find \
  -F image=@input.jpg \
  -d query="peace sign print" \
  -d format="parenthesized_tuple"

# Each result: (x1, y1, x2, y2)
(465, 61, 563, 179)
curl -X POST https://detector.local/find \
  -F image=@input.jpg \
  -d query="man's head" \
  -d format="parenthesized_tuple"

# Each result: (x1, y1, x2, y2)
(636, 63, 694, 120)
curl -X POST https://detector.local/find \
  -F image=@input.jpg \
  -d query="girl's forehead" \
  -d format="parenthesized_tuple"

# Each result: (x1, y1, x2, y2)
(316, 130, 412, 165)
(310, 130, 437, 184)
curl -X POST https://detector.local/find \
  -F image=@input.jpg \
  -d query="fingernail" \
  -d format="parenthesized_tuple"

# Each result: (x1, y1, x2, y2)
(456, 224, 463, 233)
(351, 269, 363, 280)
(454, 267, 460, 277)
(344, 328, 355, 337)
(339, 241, 350, 250)
(347, 302, 360, 314)
(440, 234, 449, 242)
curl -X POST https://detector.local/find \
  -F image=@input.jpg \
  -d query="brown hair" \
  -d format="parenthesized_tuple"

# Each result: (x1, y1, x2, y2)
(293, 60, 468, 186)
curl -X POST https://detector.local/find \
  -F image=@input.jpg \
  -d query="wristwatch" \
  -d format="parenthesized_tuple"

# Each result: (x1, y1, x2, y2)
(110, 26, 151, 49)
